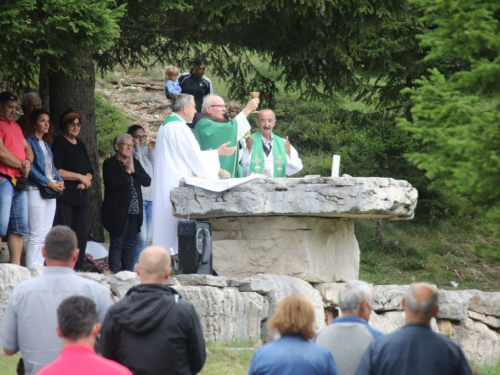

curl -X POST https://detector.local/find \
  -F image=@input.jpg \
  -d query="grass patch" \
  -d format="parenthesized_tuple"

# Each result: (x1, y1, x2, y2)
(357, 218, 500, 291)
(0, 353, 21, 375)
(201, 342, 255, 375)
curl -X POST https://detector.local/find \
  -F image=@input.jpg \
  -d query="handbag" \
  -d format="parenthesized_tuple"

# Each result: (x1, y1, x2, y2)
(39, 184, 63, 199)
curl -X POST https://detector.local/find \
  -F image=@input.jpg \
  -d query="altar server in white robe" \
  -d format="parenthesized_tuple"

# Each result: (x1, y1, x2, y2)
(243, 109, 303, 177)
(152, 94, 236, 255)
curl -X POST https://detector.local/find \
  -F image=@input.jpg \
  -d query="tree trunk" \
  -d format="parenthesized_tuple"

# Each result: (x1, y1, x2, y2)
(48, 50, 104, 242)
(375, 219, 383, 245)
(39, 57, 50, 108)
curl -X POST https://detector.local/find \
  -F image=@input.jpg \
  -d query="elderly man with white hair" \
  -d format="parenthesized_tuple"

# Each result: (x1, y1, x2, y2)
(355, 282, 472, 375)
(315, 280, 382, 375)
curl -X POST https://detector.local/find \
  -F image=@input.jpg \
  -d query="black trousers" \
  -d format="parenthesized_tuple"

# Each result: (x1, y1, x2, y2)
(53, 201, 89, 270)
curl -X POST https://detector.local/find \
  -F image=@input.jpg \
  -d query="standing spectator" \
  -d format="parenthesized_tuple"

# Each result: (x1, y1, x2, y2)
(355, 282, 472, 375)
(249, 294, 338, 375)
(0, 226, 113, 375)
(100, 245, 206, 374)
(16, 92, 42, 129)
(24, 108, 65, 268)
(164, 65, 182, 100)
(0, 91, 34, 265)
(315, 280, 382, 375)
(38, 296, 132, 375)
(102, 134, 151, 273)
(52, 109, 94, 271)
(179, 57, 213, 112)
(127, 125, 155, 267)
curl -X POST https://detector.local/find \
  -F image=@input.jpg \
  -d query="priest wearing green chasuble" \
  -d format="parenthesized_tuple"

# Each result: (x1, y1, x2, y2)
(243, 109, 303, 178)
(193, 95, 258, 177)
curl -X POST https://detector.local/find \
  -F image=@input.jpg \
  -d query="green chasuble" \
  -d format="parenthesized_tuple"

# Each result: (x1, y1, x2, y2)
(194, 117, 241, 177)
(249, 132, 287, 177)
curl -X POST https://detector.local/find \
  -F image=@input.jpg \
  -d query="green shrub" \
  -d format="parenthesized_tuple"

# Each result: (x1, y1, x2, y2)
(95, 92, 129, 157)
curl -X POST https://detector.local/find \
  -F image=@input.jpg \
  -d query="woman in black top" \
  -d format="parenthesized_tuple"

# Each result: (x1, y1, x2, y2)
(102, 133, 151, 273)
(52, 110, 94, 270)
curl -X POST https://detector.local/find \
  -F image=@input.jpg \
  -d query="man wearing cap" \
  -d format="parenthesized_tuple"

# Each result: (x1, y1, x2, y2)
(0, 91, 34, 265)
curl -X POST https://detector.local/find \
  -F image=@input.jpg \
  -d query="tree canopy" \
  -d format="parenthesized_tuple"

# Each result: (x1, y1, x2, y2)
(399, 0, 500, 251)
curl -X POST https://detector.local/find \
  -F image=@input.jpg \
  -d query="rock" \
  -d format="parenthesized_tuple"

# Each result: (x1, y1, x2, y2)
(468, 291, 500, 318)
(436, 319, 455, 338)
(176, 274, 227, 287)
(212, 217, 359, 283)
(0, 264, 32, 322)
(171, 177, 418, 220)
(454, 318, 500, 366)
(29, 267, 44, 277)
(313, 282, 344, 305)
(373, 285, 407, 311)
(238, 276, 274, 295)
(227, 277, 252, 288)
(79, 272, 112, 295)
(250, 275, 325, 343)
(370, 311, 438, 334)
(467, 310, 500, 329)
(369, 311, 405, 333)
(108, 271, 140, 301)
(437, 290, 469, 321)
(173, 285, 266, 344)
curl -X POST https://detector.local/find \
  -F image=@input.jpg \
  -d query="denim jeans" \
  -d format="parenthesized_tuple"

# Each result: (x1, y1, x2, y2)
(0, 178, 28, 236)
(133, 200, 153, 266)
(109, 214, 139, 273)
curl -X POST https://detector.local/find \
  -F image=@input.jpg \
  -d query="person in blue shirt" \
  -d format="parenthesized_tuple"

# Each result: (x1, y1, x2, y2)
(248, 294, 338, 375)
(163, 65, 181, 100)
(355, 282, 472, 375)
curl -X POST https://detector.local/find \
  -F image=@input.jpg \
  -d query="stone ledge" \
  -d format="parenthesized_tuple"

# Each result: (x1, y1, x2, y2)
(171, 177, 418, 220)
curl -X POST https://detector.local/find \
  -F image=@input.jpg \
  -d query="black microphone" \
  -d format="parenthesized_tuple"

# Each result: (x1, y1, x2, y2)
(224, 112, 231, 121)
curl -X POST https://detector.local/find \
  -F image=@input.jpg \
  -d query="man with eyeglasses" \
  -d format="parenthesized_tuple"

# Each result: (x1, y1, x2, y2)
(0, 91, 34, 265)
(194, 94, 259, 178)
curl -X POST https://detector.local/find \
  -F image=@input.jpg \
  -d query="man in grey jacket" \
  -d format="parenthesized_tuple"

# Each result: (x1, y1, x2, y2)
(315, 280, 382, 375)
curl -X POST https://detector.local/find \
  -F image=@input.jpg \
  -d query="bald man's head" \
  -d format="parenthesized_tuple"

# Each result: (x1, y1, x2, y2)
(136, 246, 172, 284)
(403, 282, 438, 323)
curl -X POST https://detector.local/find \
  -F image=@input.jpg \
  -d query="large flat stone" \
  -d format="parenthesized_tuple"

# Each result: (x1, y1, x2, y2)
(171, 177, 417, 220)
(173, 285, 266, 344)
(211, 217, 359, 283)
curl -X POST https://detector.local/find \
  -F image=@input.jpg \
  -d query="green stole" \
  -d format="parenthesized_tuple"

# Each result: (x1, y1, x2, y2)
(249, 132, 287, 177)
(161, 114, 181, 125)
(194, 117, 241, 177)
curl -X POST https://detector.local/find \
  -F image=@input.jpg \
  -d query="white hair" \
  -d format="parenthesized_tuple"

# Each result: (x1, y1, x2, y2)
(338, 280, 373, 315)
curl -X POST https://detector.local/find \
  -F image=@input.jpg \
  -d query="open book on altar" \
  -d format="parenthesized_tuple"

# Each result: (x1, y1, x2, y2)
(179, 174, 267, 192)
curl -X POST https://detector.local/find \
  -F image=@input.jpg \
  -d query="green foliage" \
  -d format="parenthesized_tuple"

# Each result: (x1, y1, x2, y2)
(95, 92, 129, 156)
(0, 0, 125, 90)
(399, 0, 500, 251)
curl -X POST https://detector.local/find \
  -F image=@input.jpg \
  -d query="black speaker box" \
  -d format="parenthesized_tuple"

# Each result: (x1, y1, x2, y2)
(178, 220, 213, 275)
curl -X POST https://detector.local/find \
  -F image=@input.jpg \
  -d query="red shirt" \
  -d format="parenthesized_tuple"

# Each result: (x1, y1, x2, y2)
(37, 345, 133, 375)
(0, 117, 25, 178)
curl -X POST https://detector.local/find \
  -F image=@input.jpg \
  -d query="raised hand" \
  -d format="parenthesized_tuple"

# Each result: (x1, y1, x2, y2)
(217, 141, 237, 156)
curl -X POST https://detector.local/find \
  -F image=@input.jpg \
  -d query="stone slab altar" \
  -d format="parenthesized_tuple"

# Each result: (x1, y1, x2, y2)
(170, 177, 418, 282)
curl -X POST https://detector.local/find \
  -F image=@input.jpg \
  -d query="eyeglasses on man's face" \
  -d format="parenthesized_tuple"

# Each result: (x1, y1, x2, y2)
(209, 105, 226, 108)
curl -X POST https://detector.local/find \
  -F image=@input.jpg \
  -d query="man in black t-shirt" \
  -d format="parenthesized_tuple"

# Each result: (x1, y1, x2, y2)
(178, 58, 213, 113)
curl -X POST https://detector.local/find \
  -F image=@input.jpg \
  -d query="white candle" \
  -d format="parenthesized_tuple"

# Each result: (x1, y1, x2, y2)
(331, 155, 340, 177)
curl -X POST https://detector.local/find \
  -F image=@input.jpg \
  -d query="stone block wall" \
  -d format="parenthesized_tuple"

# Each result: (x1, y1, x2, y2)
(1, 264, 499, 366)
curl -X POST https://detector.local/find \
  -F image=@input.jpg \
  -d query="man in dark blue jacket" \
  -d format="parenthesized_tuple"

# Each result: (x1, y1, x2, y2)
(355, 282, 472, 375)
(179, 57, 213, 113)
(100, 245, 206, 375)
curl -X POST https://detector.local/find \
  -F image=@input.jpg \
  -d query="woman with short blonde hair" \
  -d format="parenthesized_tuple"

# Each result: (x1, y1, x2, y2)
(249, 295, 338, 375)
